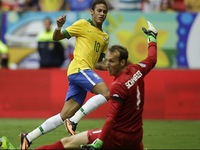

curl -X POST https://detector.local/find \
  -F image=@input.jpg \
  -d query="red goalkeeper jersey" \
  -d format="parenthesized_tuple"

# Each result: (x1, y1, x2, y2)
(99, 42, 157, 142)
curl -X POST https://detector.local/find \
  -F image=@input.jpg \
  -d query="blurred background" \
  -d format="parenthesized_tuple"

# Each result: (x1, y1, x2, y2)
(0, 0, 200, 120)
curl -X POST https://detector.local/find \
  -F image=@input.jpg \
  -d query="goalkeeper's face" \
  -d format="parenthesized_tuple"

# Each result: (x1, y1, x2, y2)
(105, 51, 126, 77)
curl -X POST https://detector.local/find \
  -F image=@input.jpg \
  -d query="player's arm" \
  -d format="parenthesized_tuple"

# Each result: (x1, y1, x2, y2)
(138, 21, 158, 75)
(99, 99, 122, 140)
(95, 62, 107, 70)
(95, 38, 109, 71)
(95, 53, 107, 70)
(53, 14, 66, 41)
(142, 21, 158, 65)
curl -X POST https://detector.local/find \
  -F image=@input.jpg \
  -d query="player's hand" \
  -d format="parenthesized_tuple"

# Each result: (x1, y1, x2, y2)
(56, 14, 66, 27)
(80, 138, 103, 150)
(142, 21, 158, 43)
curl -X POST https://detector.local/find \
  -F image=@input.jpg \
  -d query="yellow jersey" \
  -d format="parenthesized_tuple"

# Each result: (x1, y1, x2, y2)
(37, 30, 54, 42)
(63, 19, 109, 76)
(0, 40, 8, 54)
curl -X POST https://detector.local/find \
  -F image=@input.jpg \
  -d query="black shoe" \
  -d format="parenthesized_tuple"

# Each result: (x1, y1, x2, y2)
(64, 119, 77, 136)
(20, 133, 32, 150)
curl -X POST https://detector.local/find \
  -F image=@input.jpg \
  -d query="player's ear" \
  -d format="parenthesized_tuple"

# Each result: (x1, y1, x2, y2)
(120, 59, 126, 67)
(90, 9, 94, 15)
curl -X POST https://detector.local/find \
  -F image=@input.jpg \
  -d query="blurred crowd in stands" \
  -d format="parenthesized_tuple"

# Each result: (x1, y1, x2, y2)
(0, 0, 199, 13)
(0, 0, 200, 69)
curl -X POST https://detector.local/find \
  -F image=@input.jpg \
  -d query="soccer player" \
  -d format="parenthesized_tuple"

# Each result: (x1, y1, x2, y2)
(0, 40, 9, 68)
(34, 20, 158, 150)
(20, 0, 109, 149)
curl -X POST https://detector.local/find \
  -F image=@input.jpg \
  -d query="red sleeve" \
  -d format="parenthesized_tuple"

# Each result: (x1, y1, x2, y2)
(98, 99, 121, 141)
(137, 42, 157, 76)
(147, 42, 157, 66)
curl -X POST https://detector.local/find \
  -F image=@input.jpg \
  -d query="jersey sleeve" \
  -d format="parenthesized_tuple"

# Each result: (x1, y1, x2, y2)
(62, 19, 84, 39)
(137, 42, 157, 76)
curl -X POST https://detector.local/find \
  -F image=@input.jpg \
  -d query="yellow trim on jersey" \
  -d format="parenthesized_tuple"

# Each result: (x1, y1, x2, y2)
(63, 19, 109, 76)
(37, 30, 54, 42)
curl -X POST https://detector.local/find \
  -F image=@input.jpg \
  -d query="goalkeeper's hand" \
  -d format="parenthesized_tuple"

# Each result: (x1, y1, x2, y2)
(80, 138, 103, 150)
(142, 21, 158, 43)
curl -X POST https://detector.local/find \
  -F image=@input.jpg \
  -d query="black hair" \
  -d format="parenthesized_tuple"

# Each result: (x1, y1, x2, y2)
(91, 0, 108, 10)
(43, 17, 52, 24)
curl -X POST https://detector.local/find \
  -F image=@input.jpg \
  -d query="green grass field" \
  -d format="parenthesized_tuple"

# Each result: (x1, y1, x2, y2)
(0, 118, 200, 149)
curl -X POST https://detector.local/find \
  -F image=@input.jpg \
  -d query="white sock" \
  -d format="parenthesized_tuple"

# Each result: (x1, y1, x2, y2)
(26, 113, 63, 142)
(70, 94, 107, 123)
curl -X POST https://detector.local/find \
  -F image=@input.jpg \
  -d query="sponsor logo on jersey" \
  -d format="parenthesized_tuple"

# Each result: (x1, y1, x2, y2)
(138, 62, 146, 68)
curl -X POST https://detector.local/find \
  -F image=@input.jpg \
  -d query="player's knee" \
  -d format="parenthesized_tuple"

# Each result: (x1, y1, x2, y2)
(92, 82, 110, 100)
(101, 90, 110, 100)
(60, 108, 77, 120)
(60, 112, 72, 121)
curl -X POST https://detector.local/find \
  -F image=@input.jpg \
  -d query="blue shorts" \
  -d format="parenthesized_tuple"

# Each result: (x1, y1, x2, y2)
(65, 69, 104, 106)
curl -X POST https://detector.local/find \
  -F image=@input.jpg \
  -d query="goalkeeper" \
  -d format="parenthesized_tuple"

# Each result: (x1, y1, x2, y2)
(35, 20, 158, 150)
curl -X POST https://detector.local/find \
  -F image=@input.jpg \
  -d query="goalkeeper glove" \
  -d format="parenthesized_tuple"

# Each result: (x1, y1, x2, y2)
(142, 21, 158, 43)
(80, 138, 103, 150)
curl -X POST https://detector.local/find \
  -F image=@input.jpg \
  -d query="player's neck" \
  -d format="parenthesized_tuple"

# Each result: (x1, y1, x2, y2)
(115, 67, 126, 77)
(95, 23, 102, 30)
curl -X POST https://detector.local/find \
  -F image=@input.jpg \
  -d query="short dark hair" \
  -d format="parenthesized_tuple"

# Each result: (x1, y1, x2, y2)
(108, 45, 129, 63)
(43, 17, 52, 24)
(91, 0, 108, 10)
